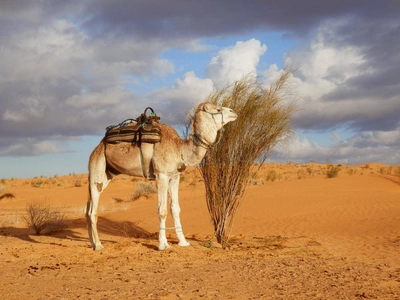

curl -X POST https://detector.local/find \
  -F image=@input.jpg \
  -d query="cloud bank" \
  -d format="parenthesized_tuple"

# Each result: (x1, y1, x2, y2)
(0, 1, 399, 166)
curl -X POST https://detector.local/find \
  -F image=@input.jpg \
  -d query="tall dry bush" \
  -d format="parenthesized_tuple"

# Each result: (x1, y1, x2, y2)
(198, 71, 296, 245)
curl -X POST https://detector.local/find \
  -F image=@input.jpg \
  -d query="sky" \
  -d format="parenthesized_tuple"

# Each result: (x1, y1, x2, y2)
(1, 0, 400, 178)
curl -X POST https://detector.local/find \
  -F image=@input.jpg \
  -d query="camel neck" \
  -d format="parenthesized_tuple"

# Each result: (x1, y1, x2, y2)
(180, 133, 214, 167)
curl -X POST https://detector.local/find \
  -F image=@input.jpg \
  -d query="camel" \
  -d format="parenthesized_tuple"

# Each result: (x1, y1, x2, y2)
(86, 102, 238, 250)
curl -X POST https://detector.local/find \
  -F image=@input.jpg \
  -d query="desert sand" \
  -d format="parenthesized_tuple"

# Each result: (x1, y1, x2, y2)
(0, 163, 399, 299)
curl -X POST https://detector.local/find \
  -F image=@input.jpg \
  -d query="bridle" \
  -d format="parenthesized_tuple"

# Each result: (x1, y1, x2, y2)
(192, 108, 225, 150)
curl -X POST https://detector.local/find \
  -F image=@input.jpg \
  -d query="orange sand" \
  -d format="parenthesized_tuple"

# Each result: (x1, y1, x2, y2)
(1, 163, 399, 299)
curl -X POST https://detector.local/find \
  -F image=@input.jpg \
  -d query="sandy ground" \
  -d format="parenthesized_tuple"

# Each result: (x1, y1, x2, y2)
(1, 163, 400, 299)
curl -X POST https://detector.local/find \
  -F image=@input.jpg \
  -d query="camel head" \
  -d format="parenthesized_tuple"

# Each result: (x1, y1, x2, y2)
(196, 102, 238, 131)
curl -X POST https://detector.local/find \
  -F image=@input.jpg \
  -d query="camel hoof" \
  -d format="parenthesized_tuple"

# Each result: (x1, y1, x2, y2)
(178, 240, 191, 247)
(158, 243, 171, 251)
(93, 244, 105, 251)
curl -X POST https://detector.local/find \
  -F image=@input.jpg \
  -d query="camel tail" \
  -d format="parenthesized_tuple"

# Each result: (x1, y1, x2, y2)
(87, 174, 92, 203)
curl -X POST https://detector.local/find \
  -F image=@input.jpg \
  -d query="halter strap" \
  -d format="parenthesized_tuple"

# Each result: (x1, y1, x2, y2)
(203, 110, 224, 127)
(192, 108, 225, 149)
(192, 132, 212, 149)
(192, 129, 224, 149)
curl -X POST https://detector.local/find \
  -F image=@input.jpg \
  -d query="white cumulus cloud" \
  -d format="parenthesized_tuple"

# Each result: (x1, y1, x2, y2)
(206, 39, 267, 89)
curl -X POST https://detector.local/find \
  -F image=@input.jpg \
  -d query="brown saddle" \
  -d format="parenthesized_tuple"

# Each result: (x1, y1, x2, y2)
(105, 107, 161, 144)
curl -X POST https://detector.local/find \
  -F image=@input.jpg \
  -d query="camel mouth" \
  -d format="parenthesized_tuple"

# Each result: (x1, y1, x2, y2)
(229, 112, 238, 121)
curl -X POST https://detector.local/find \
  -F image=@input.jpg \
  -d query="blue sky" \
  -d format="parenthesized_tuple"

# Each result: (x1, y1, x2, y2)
(1, 1, 399, 178)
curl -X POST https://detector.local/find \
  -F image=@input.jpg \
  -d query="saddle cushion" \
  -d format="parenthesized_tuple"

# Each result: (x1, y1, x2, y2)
(105, 122, 161, 144)
(104, 107, 161, 144)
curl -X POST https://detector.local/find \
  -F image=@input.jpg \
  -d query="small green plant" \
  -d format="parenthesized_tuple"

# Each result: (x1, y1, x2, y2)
(23, 200, 66, 234)
(326, 165, 341, 178)
(131, 181, 157, 201)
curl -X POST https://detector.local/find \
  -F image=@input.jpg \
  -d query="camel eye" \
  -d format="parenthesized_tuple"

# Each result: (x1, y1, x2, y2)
(217, 108, 221, 112)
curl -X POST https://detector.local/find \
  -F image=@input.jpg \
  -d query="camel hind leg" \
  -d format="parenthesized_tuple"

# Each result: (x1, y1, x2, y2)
(86, 142, 111, 250)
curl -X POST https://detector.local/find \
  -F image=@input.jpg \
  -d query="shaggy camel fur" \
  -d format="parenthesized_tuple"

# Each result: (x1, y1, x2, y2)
(86, 102, 237, 250)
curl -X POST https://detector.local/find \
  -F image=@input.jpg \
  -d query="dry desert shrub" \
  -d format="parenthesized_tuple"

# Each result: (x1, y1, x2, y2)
(395, 166, 400, 176)
(266, 169, 279, 182)
(22, 200, 66, 234)
(31, 178, 45, 188)
(69, 173, 83, 187)
(326, 164, 341, 178)
(347, 168, 356, 175)
(306, 167, 314, 176)
(198, 71, 297, 245)
(297, 169, 305, 180)
(131, 181, 157, 201)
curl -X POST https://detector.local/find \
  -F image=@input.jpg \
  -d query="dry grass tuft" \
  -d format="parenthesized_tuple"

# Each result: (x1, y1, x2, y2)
(22, 200, 67, 234)
(131, 181, 157, 201)
(326, 164, 341, 178)
(266, 169, 279, 182)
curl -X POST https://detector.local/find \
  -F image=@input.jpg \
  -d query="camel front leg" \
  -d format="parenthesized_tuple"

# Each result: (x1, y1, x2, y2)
(157, 173, 171, 250)
(169, 173, 190, 247)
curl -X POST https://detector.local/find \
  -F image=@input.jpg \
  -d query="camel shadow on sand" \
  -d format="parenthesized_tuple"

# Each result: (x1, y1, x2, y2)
(0, 216, 160, 250)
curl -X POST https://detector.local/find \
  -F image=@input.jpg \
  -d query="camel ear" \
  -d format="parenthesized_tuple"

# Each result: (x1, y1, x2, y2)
(199, 102, 213, 112)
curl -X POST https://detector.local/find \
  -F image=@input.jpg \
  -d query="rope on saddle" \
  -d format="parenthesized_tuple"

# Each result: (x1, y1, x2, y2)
(106, 118, 137, 132)
(105, 107, 161, 180)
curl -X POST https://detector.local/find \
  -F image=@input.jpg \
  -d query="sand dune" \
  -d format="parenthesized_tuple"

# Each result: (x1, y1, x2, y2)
(1, 163, 399, 299)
